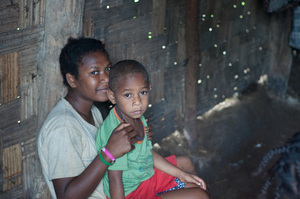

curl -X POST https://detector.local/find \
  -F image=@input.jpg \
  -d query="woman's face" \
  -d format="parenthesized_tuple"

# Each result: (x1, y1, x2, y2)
(73, 51, 111, 103)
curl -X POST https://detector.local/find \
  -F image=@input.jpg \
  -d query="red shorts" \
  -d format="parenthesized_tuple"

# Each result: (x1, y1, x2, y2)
(108, 155, 178, 199)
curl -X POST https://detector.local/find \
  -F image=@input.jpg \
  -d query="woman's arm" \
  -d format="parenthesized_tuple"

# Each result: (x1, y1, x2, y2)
(53, 153, 110, 199)
(108, 170, 125, 199)
(53, 123, 136, 199)
(151, 150, 206, 190)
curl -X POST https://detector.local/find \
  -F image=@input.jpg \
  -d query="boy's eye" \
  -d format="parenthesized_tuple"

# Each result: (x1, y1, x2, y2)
(124, 93, 131, 98)
(105, 67, 111, 71)
(140, 91, 148, 95)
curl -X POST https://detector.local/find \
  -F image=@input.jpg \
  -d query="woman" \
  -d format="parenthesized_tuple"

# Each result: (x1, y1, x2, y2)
(37, 37, 203, 199)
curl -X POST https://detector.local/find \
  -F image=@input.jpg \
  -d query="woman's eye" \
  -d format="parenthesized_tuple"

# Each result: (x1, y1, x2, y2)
(105, 67, 111, 71)
(91, 71, 99, 75)
(141, 91, 148, 95)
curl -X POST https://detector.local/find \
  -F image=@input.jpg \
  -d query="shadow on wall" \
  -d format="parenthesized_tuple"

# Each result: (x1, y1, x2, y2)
(153, 81, 300, 198)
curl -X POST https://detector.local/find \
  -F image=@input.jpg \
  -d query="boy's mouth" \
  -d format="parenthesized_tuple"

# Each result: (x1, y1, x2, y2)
(132, 110, 142, 115)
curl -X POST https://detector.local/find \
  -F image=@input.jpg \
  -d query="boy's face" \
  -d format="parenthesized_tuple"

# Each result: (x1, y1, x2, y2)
(108, 73, 150, 119)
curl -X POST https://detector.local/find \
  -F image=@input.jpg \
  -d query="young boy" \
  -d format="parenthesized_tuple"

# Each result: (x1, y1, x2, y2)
(96, 60, 209, 199)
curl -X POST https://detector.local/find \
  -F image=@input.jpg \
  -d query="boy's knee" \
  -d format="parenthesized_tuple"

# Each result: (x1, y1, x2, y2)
(176, 155, 195, 174)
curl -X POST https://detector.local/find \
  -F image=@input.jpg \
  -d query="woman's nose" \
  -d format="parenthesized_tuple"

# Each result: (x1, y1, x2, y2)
(100, 71, 109, 83)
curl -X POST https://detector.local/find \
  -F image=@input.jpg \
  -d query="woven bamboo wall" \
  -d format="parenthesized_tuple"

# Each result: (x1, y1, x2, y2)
(0, 0, 45, 198)
(83, 0, 290, 142)
(0, 0, 293, 198)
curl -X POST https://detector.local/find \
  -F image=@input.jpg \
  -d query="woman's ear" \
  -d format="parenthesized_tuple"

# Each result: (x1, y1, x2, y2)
(107, 89, 116, 104)
(66, 73, 76, 88)
(149, 84, 152, 91)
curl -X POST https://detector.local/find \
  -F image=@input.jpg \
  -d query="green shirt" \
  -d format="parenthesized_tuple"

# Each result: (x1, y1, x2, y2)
(96, 107, 154, 198)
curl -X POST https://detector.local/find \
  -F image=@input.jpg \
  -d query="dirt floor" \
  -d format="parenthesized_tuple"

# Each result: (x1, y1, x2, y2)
(153, 84, 300, 199)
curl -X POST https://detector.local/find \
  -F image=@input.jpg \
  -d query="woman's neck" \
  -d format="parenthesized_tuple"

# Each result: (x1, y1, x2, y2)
(65, 91, 95, 125)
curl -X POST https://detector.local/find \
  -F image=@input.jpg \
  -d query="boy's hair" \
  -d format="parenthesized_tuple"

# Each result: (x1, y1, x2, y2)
(254, 131, 300, 199)
(59, 37, 109, 87)
(109, 60, 150, 92)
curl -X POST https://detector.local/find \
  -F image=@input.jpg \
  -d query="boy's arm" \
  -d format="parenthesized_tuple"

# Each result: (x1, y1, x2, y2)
(151, 150, 183, 176)
(108, 170, 125, 199)
(151, 150, 207, 190)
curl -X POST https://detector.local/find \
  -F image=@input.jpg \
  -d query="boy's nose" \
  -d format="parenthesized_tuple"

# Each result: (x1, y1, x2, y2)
(133, 96, 141, 105)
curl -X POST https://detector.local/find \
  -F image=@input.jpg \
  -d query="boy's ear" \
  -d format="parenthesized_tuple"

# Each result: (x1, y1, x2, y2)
(149, 83, 152, 91)
(66, 73, 76, 88)
(107, 89, 116, 104)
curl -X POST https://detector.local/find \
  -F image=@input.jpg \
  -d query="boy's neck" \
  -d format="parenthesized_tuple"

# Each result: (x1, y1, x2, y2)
(114, 105, 144, 139)
(114, 105, 139, 123)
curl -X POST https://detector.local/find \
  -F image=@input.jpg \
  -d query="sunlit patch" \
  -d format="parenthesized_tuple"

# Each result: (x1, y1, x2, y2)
(197, 95, 240, 119)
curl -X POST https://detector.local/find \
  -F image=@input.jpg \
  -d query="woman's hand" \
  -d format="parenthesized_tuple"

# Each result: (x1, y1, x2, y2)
(145, 118, 154, 141)
(178, 172, 207, 190)
(105, 123, 137, 159)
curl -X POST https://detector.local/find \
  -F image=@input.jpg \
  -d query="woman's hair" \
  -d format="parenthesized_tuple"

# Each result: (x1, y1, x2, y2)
(109, 60, 150, 92)
(59, 37, 109, 87)
(254, 131, 300, 199)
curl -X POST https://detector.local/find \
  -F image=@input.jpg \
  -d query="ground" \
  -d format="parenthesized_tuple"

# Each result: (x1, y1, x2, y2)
(153, 84, 300, 199)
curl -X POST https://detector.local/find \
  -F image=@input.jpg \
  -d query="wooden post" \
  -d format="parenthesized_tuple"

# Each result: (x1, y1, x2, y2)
(184, 0, 199, 148)
(267, 10, 293, 96)
(36, 0, 85, 198)
(38, 0, 85, 127)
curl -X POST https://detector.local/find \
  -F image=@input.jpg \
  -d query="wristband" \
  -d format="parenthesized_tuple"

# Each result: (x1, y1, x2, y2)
(99, 152, 112, 166)
(102, 147, 116, 165)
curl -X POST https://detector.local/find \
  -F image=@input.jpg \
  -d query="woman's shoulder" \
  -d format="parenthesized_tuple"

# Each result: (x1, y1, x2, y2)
(39, 99, 84, 136)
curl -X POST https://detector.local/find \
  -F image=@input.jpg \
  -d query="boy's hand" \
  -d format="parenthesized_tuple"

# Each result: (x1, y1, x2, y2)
(179, 173, 207, 190)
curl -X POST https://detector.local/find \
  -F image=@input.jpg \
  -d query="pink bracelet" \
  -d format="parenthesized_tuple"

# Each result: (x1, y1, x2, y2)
(102, 147, 116, 164)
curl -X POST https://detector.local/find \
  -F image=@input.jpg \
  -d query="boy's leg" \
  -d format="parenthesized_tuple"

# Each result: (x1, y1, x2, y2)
(176, 155, 196, 174)
(157, 187, 210, 199)
(126, 156, 178, 199)
(157, 155, 210, 199)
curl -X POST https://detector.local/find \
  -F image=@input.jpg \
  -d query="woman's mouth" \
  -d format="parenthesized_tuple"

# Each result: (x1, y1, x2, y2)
(97, 87, 108, 92)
